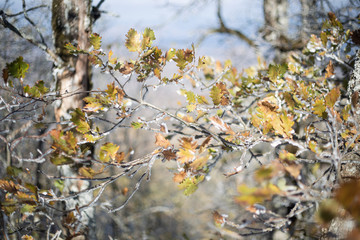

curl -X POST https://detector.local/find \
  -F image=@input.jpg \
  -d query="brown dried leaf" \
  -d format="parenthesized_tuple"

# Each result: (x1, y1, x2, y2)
(199, 136, 212, 153)
(325, 60, 334, 78)
(162, 149, 177, 160)
(213, 211, 226, 226)
(119, 61, 134, 75)
(0, 180, 19, 193)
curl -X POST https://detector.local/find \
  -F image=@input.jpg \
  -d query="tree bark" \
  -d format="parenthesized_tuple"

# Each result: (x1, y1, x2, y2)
(52, 0, 92, 121)
(261, 0, 314, 62)
(51, 1, 95, 239)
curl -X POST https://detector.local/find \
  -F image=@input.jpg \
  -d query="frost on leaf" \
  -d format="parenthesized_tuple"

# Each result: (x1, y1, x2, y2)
(209, 116, 234, 134)
(0, 180, 20, 193)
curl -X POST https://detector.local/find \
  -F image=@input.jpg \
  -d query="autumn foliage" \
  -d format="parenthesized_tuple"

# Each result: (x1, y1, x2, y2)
(1, 12, 360, 239)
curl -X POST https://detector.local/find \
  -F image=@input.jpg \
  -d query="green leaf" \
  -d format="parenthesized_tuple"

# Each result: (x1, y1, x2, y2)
(90, 33, 102, 50)
(79, 167, 96, 178)
(320, 32, 328, 46)
(268, 63, 288, 82)
(50, 130, 78, 155)
(99, 142, 120, 162)
(166, 48, 176, 61)
(141, 28, 156, 50)
(236, 183, 281, 206)
(50, 155, 74, 165)
(178, 176, 204, 196)
(184, 90, 196, 104)
(70, 108, 90, 134)
(6, 166, 23, 177)
(125, 28, 141, 52)
(173, 49, 194, 70)
(54, 180, 64, 192)
(84, 133, 102, 143)
(23, 80, 49, 98)
(186, 104, 196, 112)
(21, 204, 36, 213)
(255, 166, 274, 182)
(210, 85, 221, 105)
(131, 122, 143, 129)
(6, 56, 29, 79)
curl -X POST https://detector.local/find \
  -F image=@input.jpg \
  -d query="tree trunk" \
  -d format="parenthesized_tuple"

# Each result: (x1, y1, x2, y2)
(52, 0, 92, 121)
(51, 1, 95, 239)
(261, 0, 313, 62)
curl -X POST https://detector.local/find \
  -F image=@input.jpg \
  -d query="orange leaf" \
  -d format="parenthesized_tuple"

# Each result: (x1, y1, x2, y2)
(213, 211, 226, 226)
(209, 116, 234, 134)
(325, 60, 334, 78)
(173, 171, 186, 183)
(155, 133, 171, 148)
(179, 137, 198, 151)
(0, 180, 19, 193)
(190, 155, 209, 169)
(122, 187, 129, 195)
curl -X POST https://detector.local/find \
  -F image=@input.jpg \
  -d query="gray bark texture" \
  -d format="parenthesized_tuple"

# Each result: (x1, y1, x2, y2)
(261, 0, 316, 62)
(51, 1, 95, 239)
(52, 0, 92, 121)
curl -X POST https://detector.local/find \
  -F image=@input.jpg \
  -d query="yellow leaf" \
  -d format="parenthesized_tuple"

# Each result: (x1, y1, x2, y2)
(108, 50, 117, 64)
(177, 148, 195, 164)
(325, 87, 340, 108)
(312, 99, 327, 118)
(190, 155, 209, 169)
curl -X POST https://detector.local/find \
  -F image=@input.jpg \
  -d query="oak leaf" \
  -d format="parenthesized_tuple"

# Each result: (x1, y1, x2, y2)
(155, 133, 171, 148)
